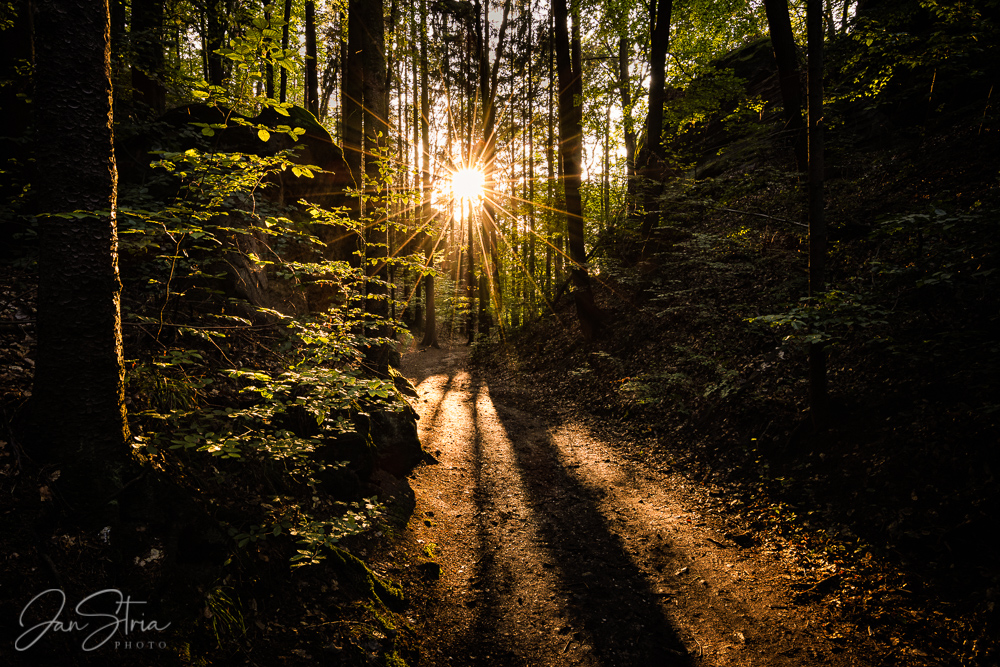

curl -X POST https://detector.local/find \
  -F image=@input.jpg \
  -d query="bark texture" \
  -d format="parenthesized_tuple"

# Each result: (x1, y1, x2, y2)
(553, 0, 599, 340)
(32, 0, 131, 514)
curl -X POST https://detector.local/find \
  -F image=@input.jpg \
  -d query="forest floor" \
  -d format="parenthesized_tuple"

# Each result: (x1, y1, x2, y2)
(391, 343, 875, 666)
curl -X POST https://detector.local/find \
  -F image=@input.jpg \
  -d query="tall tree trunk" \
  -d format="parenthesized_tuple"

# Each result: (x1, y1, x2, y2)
(304, 0, 319, 116)
(465, 203, 476, 344)
(130, 0, 166, 113)
(549, 9, 564, 283)
(263, 0, 275, 98)
(419, 0, 438, 347)
(476, 0, 512, 337)
(638, 0, 673, 239)
(807, 0, 828, 429)
(32, 0, 132, 515)
(359, 0, 391, 370)
(764, 0, 807, 171)
(206, 0, 228, 87)
(553, 0, 599, 339)
(527, 16, 536, 317)
(617, 36, 637, 197)
(546, 11, 556, 298)
(343, 1, 364, 191)
(279, 0, 292, 102)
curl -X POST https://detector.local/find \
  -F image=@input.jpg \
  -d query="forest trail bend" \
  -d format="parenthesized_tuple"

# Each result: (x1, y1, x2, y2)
(400, 345, 867, 667)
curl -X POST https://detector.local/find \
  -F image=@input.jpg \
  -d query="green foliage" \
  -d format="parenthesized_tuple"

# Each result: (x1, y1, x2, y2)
(834, 0, 1000, 114)
(203, 586, 247, 647)
(869, 207, 999, 290)
(662, 64, 757, 137)
(111, 64, 423, 578)
(751, 290, 891, 345)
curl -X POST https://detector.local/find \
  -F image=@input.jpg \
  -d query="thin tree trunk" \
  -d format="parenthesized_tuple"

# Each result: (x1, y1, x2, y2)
(205, 0, 228, 86)
(263, 0, 275, 98)
(477, 0, 512, 336)
(553, 0, 599, 339)
(617, 36, 637, 199)
(305, 0, 319, 116)
(807, 0, 828, 429)
(130, 0, 166, 113)
(764, 0, 808, 171)
(280, 0, 292, 102)
(638, 0, 673, 239)
(527, 19, 536, 316)
(343, 1, 364, 191)
(419, 0, 438, 347)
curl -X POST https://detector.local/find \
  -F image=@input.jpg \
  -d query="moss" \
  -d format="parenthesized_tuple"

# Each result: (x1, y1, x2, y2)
(327, 546, 405, 612)
(384, 650, 410, 667)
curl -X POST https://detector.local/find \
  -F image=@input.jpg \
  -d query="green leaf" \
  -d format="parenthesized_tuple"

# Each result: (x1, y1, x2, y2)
(257, 128, 271, 142)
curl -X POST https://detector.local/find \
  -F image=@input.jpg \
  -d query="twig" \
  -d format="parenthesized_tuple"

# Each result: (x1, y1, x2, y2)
(708, 205, 808, 228)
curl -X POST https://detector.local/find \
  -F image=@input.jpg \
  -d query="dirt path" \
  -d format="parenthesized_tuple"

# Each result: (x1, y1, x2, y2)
(398, 345, 869, 666)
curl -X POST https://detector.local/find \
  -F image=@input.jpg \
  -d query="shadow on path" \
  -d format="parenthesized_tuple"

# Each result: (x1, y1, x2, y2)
(444, 373, 694, 666)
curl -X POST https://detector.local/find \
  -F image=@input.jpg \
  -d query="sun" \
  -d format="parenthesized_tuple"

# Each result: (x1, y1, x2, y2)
(451, 167, 485, 202)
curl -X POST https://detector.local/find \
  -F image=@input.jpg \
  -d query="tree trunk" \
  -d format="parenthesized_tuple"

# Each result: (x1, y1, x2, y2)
(263, 0, 275, 98)
(280, 0, 292, 102)
(643, 0, 672, 166)
(638, 0, 673, 239)
(32, 0, 132, 516)
(130, 0, 166, 113)
(617, 36, 637, 198)
(206, 0, 228, 87)
(304, 0, 319, 116)
(764, 0, 808, 171)
(527, 19, 536, 317)
(807, 0, 829, 429)
(419, 0, 438, 348)
(476, 0, 512, 337)
(553, 0, 599, 340)
(343, 1, 364, 191)
(358, 0, 391, 370)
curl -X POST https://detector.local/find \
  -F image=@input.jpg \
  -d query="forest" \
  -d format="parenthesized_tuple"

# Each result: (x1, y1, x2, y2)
(0, 0, 998, 664)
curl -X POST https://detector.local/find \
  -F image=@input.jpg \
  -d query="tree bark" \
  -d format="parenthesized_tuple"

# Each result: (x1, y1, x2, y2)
(764, 0, 808, 171)
(358, 0, 391, 370)
(304, 0, 319, 116)
(638, 0, 673, 239)
(32, 0, 132, 515)
(643, 0, 673, 166)
(553, 0, 599, 340)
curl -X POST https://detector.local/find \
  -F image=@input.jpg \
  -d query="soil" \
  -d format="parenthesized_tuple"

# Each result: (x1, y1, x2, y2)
(393, 344, 871, 666)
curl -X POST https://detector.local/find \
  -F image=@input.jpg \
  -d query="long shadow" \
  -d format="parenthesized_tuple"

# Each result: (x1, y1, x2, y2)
(444, 374, 694, 666)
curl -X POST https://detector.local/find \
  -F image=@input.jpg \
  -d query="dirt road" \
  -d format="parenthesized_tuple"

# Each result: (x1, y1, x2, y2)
(399, 345, 867, 666)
